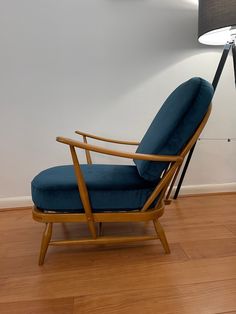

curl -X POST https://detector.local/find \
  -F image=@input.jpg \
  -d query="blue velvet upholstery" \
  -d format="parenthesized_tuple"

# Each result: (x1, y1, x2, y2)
(134, 77, 214, 181)
(31, 165, 157, 212)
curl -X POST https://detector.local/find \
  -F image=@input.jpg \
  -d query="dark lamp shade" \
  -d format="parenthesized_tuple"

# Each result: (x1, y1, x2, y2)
(198, 0, 236, 45)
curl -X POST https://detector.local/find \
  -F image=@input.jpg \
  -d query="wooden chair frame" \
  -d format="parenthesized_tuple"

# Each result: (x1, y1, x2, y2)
(32, 105, 211, 265)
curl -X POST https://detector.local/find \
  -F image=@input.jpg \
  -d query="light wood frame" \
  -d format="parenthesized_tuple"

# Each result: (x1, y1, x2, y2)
(32, 105, 211, 265)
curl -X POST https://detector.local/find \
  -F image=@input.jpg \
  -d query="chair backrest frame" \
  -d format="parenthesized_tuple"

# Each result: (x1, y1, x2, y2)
(141, 103, 212, 212)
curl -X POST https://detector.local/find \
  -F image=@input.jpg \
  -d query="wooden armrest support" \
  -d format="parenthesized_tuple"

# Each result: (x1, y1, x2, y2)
(75, 130, 140, 146)
(56, 136, 183, 163)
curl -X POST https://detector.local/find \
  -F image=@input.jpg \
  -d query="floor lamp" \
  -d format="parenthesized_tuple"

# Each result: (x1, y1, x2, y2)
(174, 0, 236, 199)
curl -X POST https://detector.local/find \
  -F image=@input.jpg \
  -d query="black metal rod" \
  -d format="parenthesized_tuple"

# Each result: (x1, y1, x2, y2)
(173, 143, 196, 199)
(173, 42, 233, 199)
(212, 42, 232, 90)
(232, 42, 236, 86)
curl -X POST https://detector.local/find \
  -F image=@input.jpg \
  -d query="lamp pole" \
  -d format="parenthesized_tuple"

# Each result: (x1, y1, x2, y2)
(174, 38, 236, 200)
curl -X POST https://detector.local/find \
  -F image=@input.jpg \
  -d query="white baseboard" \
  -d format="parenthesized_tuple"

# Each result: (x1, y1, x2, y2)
(0, 196, 33, 209)
(174, 182, 236, 196)
(1, 183, 236, 209)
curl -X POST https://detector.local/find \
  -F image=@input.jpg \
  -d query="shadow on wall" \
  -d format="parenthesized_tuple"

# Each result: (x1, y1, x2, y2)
(55, 0, 201, 102)
(90, 1, 200, 100)
(1, 0, 200, 109)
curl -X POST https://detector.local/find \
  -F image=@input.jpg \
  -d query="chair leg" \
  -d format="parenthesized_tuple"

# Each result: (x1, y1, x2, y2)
(153, 219, 170, 254)
(38, 222, 53, 266)
(98, 222, 103, 236)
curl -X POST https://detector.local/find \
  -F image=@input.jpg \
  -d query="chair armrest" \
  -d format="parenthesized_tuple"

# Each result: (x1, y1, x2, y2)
(75, 130, 140, 146)
(56, 136, 183, 163)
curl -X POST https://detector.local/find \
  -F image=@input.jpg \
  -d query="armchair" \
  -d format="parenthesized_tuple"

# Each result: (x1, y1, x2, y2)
(32, 77, 214, 265)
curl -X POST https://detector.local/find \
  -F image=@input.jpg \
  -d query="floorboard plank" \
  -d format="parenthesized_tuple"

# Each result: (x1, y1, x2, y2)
(1, 255, 236, 303)
(73, 279, 236, 314)
(0, 297, 74, 314)
(181, 238, 236, 259)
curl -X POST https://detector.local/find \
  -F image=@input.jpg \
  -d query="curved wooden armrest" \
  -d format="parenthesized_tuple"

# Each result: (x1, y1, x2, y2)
(56, 136, 183, 163)
(75, 130, 140, 146)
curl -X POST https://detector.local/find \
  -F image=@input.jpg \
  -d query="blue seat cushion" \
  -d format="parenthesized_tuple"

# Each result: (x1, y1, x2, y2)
(31, 164, 158, 213)
(134, 77, 214, 181)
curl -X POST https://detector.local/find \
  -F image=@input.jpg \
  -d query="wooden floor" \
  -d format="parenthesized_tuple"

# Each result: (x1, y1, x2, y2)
(1, 194, 236, 314)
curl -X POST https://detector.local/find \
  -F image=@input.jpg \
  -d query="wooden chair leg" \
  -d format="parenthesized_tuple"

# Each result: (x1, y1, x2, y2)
(153, 219, 170, 254)
(38, 222, 53, 266)
(98, 222, 103, 236)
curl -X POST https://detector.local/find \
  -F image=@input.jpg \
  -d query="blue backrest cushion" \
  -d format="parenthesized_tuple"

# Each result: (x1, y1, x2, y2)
(134, 77, 214, 182)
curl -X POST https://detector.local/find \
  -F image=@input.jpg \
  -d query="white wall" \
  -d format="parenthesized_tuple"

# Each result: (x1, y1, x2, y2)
(1, 0, 236, 200)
